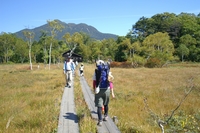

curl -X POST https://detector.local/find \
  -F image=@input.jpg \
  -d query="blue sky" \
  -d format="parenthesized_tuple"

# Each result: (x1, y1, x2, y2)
(1, 0, 200, 36)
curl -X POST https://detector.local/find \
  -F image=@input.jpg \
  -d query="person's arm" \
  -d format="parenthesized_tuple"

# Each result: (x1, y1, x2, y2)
(111, 89, 115, 98)
(63, 62, 66, 74)
(92, 72, 96, 91)
(110, 81, 115, 98)
(71, 62, 74, 71)
(93, 80, 96, 91)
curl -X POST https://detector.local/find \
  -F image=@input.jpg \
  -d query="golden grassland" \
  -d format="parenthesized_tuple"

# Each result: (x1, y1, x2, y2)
(83, 63, 200, 132)
(73, 71, 96, 133)
(0, 63, 97, 133)
(0, 64, 64, 133)
(0, 63, 200, 133)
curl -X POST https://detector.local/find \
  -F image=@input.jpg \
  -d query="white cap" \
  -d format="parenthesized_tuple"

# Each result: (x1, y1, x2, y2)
(96, 60, 104, 65)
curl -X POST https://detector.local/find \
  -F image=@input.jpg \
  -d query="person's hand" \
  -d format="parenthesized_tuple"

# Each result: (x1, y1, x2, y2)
(112, 93, 115, 98)
(63, 71, 65, 74)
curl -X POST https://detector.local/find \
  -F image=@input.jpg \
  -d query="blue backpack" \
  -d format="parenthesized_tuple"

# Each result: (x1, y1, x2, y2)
(96, 63, 110, 88)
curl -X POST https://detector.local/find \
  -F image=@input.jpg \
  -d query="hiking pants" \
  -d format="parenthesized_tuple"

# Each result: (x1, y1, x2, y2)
(65, 70, 72, 86)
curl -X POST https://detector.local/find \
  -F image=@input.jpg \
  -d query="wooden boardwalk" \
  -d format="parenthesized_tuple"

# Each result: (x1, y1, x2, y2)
(79, 76, 121, 133)
(57, 79, 79, 133)
(57, 72, 121, 133)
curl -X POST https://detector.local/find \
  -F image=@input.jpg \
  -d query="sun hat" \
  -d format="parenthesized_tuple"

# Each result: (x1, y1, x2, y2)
(96, 60, 104, 66)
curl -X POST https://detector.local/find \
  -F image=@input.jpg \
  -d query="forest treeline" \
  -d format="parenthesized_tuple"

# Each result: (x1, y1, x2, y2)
(0, 12, 200, 68)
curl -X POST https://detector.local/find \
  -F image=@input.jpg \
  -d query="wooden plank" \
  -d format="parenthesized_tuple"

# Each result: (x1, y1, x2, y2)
(57, 80, 79, 133)
(79, 76, 121, 133)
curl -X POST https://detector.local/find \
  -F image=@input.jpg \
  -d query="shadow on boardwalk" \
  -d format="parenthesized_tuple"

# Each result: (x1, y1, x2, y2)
(57, 73, 121, 133)
(57, 79, 79, 133)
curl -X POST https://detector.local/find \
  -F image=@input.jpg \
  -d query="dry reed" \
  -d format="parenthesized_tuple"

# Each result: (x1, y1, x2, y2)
(84, 63, 200, 132)
(73, 71, 96, 133)
(0, 64, 64, 133)
(1, 63, 199, 133)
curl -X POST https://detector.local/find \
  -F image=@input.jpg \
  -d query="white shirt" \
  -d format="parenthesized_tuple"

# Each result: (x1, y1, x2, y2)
(80, 65, 84, 70)
(63, 61, 73, 71)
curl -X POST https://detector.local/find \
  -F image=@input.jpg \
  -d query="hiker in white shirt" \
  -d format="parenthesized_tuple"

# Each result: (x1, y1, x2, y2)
(63, 57, 73, 88)
(70, 58, 76, 76)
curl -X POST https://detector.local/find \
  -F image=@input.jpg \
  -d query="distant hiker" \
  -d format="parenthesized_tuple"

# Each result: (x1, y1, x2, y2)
(63, 57, 73, 88)
(75, 61, 78, 66)
(94, 60, 111, 126)
(79, 63, 84, 76)
(37, 63, 40, 69)
(70, 58, 76, 76)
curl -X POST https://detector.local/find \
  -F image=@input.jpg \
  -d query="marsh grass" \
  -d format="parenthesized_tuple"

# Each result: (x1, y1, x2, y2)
(1, 63, 200, 133)
(0, 64, 64, 133)
(84, 63, 200, 132)
(73, 70, 96, 133)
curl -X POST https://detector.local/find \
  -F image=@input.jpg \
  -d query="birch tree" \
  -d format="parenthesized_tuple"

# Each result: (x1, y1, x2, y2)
(142, 32, 175, 66)
(47, 19, 64, 70)
(63, 32, 83, 57)
(176, 44, 189, 62)
(23, 31, 34, 70)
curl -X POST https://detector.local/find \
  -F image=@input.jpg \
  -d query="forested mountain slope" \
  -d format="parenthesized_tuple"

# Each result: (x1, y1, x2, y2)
(15, 20, 118, 41)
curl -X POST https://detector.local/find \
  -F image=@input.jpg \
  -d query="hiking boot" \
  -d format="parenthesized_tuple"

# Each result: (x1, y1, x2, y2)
(97, 121, 103, 126)
(65, 83, 69, 87)
(103, 116, 108, 121)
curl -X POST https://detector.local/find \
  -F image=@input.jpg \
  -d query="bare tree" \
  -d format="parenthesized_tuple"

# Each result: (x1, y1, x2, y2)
(63, 32, 83, 58)
(47, 20, 64, 70)
(23, 31, 34, 70)
(144, 78, 195, 133)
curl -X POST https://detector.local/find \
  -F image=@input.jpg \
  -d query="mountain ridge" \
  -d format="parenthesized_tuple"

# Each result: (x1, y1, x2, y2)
(14, 20, 118, 41)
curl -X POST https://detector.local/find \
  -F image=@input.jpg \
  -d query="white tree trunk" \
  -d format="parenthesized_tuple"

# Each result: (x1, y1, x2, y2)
(29, 46, 32, 70)
(49, 42, 52, 70)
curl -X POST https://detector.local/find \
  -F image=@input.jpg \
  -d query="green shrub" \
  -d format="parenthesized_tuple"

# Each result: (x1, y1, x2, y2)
(166, 110, 200, 133)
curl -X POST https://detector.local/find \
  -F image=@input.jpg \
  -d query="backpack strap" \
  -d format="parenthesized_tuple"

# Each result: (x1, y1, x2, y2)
(95, 69, 101, 87)
(64, 61, 67, 72)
